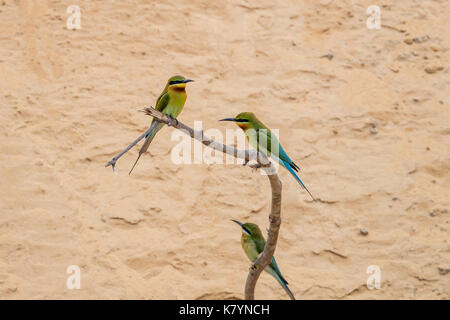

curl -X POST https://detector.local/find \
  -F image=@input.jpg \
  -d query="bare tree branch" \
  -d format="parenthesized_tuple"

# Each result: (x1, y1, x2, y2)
(105, 106, 286, 300)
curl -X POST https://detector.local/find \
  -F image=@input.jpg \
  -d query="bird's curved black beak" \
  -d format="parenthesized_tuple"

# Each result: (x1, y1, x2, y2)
(231, 219, 244, 227)
(183, 79, 194, 83)
(220, 118, 237, 122)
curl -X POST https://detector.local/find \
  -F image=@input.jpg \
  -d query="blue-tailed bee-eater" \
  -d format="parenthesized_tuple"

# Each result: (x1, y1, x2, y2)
(220, 112, 314, 200)
(129, 75, 194, 174)
(232, 220, 295, 300)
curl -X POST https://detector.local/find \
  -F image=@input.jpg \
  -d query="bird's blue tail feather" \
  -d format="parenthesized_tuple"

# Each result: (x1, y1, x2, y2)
(266, 264, 296, 300)
(281, 160, 315, 200)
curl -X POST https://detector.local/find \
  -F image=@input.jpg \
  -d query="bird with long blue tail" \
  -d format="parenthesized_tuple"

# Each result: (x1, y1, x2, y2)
(232, 220, 295, 300)
(220, 112, 314, 200)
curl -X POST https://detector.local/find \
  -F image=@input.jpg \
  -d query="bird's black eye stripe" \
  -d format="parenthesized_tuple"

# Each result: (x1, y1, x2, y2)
(169, 80, 184, 85)
(235, 119, 249, 123)
(243, 226, 251, 235)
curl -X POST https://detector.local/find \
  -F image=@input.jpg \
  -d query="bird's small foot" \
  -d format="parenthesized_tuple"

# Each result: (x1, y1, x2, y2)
(167, 116, 179, 127)
(249, 264, 259, 272)
(249, 163, 261, 173)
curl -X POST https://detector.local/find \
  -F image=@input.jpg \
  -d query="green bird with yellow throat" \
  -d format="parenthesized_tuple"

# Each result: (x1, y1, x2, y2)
(129, 75, 193, 174)
(232, 220, 295, 300)
(220, 112, 314, 200)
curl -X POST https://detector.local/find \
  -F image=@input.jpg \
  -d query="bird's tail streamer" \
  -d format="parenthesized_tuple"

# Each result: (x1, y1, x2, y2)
(282, 160, 315, 200)
(129, 121, 164, 175)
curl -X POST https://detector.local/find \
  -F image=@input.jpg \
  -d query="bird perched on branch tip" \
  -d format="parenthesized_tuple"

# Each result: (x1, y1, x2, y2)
(129, 75, 194, 174)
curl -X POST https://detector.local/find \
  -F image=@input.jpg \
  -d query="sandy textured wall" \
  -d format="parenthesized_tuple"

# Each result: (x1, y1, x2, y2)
(0, 0, 448, 299)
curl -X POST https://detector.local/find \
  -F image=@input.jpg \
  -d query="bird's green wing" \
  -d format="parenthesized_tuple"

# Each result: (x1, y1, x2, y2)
(256, 128, 300, 172)
(255, 128, 272, 155)
(252, 231, 282, 279)
(155, 91, 170, 112)
(243, 238, 260, 262)
(150, 91, 170, 126)
(254, 236, 266, 255)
